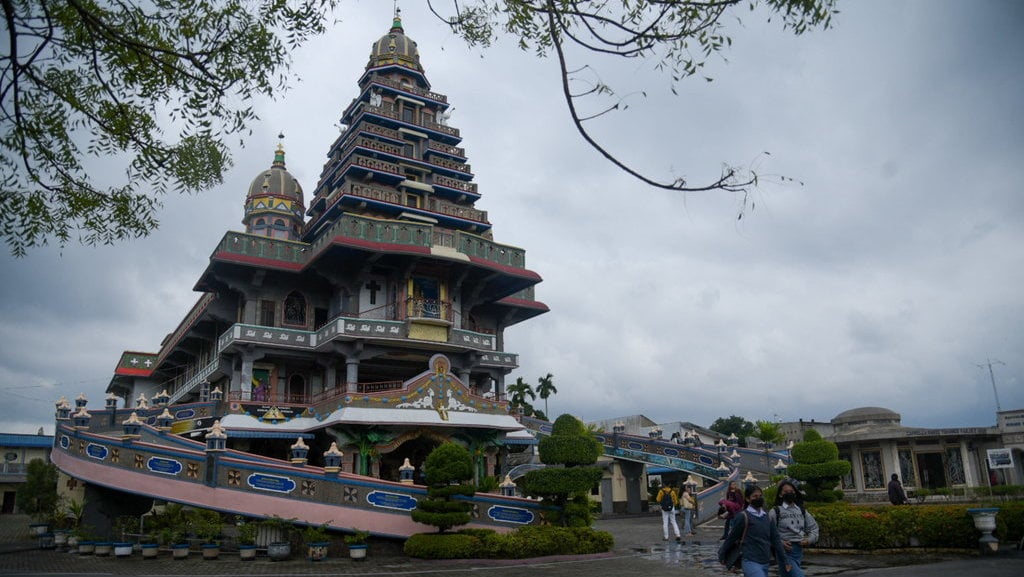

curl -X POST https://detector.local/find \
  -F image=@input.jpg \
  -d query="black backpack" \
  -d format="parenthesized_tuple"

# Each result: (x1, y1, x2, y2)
(660, 490, 674, 511)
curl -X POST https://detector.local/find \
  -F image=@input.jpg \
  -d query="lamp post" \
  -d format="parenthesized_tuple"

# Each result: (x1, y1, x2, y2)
(322, 442, 344, 474)
(399, 458, 416, 484)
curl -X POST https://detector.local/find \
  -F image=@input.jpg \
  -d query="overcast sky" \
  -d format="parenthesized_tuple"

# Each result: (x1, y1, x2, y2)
(2, 0, 1022, 436)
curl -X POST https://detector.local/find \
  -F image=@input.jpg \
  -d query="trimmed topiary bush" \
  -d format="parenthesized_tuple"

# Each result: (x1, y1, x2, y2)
(403, 526, 615, 559)
(411, 442, 475, 533)
(520, 414, 604, 527)
(788, 429, 850, 503)
(404, 533, 484, 558)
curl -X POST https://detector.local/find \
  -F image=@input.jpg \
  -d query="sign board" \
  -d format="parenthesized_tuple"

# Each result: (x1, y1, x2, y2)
(987, 448, 1014, 469)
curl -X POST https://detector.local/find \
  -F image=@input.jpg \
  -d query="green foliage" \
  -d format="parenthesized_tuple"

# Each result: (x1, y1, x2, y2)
(536, 373, 557, 417)
(710, 416, 755, 447)
(235, 516, 258, 545)
(301, 523, 331, 544)
(507, 377, 537, 416)
(477, 475, 500, 493)
(146, 503, 192, 545)
(343, 529, 369, 545)
(192, 509, 223, 544)
(404, 526, 613, 559)
(412, 442, 475, 533)
(521, 414, 603, 526)
(788, 431, 850, 503)
(810, 502, 1007, 549)
(539, 414, 602, 466)
(404, 532, 483, 559)
(0, 0, 338, 255)
(15, 459, 60, 521)
(752, 420, 785, 446)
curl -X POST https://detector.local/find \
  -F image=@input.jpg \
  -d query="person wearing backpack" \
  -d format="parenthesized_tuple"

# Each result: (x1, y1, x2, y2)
(655, 484, 682, 542)
(768, 479, 819, 577)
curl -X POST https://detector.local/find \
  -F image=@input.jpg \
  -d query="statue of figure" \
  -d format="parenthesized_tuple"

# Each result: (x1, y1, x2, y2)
(438, 107, 454, 126)
(369, 89, 382, 107)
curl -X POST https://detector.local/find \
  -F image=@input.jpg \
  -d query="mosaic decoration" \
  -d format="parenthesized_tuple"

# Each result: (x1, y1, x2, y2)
(898, 449, 916, 486)
(487, 506, 535, 525)
(110, 448, 120, 464)
(147, 457, 183, 476)
(247, 473, 296, 494)
(301, 479, 317, 496)
(59, 435, 70, 449)
(343, 487, 359, 502)
(945, 448, 965, 485)
(367, 490, 417, 511)
(861, 450, 883, 489)
(134, 455, 145, 468)
(186, 463, 200, 479)
(228, 470, 241, 486)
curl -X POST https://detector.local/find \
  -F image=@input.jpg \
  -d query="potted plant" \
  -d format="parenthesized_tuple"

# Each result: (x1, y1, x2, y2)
(139, 533, 160, 559)
(260, 515, 294, 562)
(344, 529, 370, 561)
(15, 460, 59, 537)
(192, 509, 223, 560)
(73, 524, 97, 555)
(112, 515, 135, 557)
(302, 523, 331, 561)
(235, 516, 258, 561)
(63, 498, 86, 551)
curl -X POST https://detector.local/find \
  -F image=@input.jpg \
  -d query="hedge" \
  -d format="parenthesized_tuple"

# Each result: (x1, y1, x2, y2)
(403, 526, 614, 559)
(810, 500, 1024, 549)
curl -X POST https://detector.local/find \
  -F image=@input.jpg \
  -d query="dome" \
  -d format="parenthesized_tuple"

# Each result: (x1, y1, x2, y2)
(246, 145, 303, 204)
(367, 15, 422, 73)
(243, 144, 305, 240)
(831, 406, 901, 426)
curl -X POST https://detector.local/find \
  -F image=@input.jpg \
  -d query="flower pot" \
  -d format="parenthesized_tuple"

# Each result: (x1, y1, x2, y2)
(306, 541, 329, 561)
(348, 543, 368, 560)
(93, 542, 113, 556)
(238, 544, 257, 561)
(967, 507, 1000, 554)
(53, 530, 69, 549)
(29, 523, 50, 536)
(77, 541, 95, 555)
(140, 543, 159, 559)
(171, 543, 190, 560)
(38, 532, 56, 550)
(114, 542, 133, 557)
(201, 543, 220, 559)
(67, 535, 79, 552)
(267, 541, 291, 561)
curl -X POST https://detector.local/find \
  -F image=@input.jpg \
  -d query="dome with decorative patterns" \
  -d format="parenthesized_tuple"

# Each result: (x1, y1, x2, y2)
(367, 14, 422, 73)
(243, 144, 305, 240)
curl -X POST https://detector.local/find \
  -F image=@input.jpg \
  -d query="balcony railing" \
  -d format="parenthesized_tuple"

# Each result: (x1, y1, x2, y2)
(213, 233, 309, 266)
(361, 102, 459, 139)
(370, 76, 448, 104)
(456, 231, 526, 269)
(433, 175, 478, 196)
(427, 141, 466, 159)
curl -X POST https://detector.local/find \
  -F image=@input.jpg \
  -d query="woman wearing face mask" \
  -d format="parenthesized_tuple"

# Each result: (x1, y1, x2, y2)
(768, 479, 819, 577)
(718, 485, 789, 577)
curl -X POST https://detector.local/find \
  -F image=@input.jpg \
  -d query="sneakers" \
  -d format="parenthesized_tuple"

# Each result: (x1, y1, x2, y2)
(675, 536, 682, 543)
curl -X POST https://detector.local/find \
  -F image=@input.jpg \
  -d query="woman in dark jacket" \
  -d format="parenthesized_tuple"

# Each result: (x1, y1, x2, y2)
(718, 481, 744, 539)
(718, 485, 789, 577)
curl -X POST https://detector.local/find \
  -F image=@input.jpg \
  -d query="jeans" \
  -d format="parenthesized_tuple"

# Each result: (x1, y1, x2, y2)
(681, 509, 694, 534)
(662, 509, 680, 539)
(741, 558, 770, 577)
(781, 542, 806, 577)
(722, 516, 732, 539)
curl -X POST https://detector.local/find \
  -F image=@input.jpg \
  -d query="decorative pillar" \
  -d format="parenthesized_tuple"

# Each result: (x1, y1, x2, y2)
(199, 381, 210, 402)
(727, 433, 738, 446)
(72, 407, 91, 429)
(717, 462, 731, 480)
(742, 471, 758, 490)
(55, 398, 72, 421)
(399, 458, 415, 484)
(684, 475, 699, 494)
(153, 389, 170, 407)
(136, 393, 149, 410)
(105, 393, 118, 411)
(345, 359, 360, 393)
(155, 408, 174, 430)
(500, 474, 517, 497)
(75, 393, 88, 410)
(322, 442, 344, 474)
(730, 449, 741, 463)
(210, 386, 223, 402)
(121, 412, 143, 440)
(774, 458, 788, 477)
(205, 420, 227, 452)
(648, 427, 663, 439)
(290, 437, 309, 465)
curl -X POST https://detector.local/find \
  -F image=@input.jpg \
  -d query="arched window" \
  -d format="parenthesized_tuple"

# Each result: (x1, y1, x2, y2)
(283, 291, 307, 326)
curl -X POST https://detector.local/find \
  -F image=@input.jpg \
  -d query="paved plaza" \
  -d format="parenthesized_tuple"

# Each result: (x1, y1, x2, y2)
(2, 513, 1022, 577)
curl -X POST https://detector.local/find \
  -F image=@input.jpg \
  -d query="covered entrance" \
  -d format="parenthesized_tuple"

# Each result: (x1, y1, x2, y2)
(916, 452, 947, 489)
(378, 435, 442, 483)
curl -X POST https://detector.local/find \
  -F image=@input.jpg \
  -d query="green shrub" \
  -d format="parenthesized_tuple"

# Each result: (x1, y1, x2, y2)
(404, 526, 613, 559)
(404, 533, 483, 558)
(412, 442, 475, 533)
(811, 502, 1017, 549)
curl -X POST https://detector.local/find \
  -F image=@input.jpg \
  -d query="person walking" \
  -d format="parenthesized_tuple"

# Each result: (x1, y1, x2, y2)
(680, 484, 698, 536)
(655, 484, 682, 542)
(888, 473, 909, 505)
(768, 479, 819, 577)
(718, 485, 790, 577)
(719, 481, 744, 539)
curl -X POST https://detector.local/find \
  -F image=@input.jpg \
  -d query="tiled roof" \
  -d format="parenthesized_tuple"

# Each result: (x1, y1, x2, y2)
(0, 433, 54, 448)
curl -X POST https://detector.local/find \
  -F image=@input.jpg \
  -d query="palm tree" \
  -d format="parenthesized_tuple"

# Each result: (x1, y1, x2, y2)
(536, 373, 557, 419)
(506, 377, 536, 415)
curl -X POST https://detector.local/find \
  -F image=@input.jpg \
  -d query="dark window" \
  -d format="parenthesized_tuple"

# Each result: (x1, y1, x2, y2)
(284, 291, 307, 326)
(259, 300, 276, 327)
(402, 105, 415, 123)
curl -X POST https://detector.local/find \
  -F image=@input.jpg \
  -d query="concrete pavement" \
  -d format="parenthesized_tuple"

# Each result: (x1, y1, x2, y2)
(2, 513, 1022, 576)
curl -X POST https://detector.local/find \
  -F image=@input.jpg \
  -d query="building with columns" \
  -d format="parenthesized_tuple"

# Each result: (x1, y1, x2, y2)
(102, 14, 547, 482)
